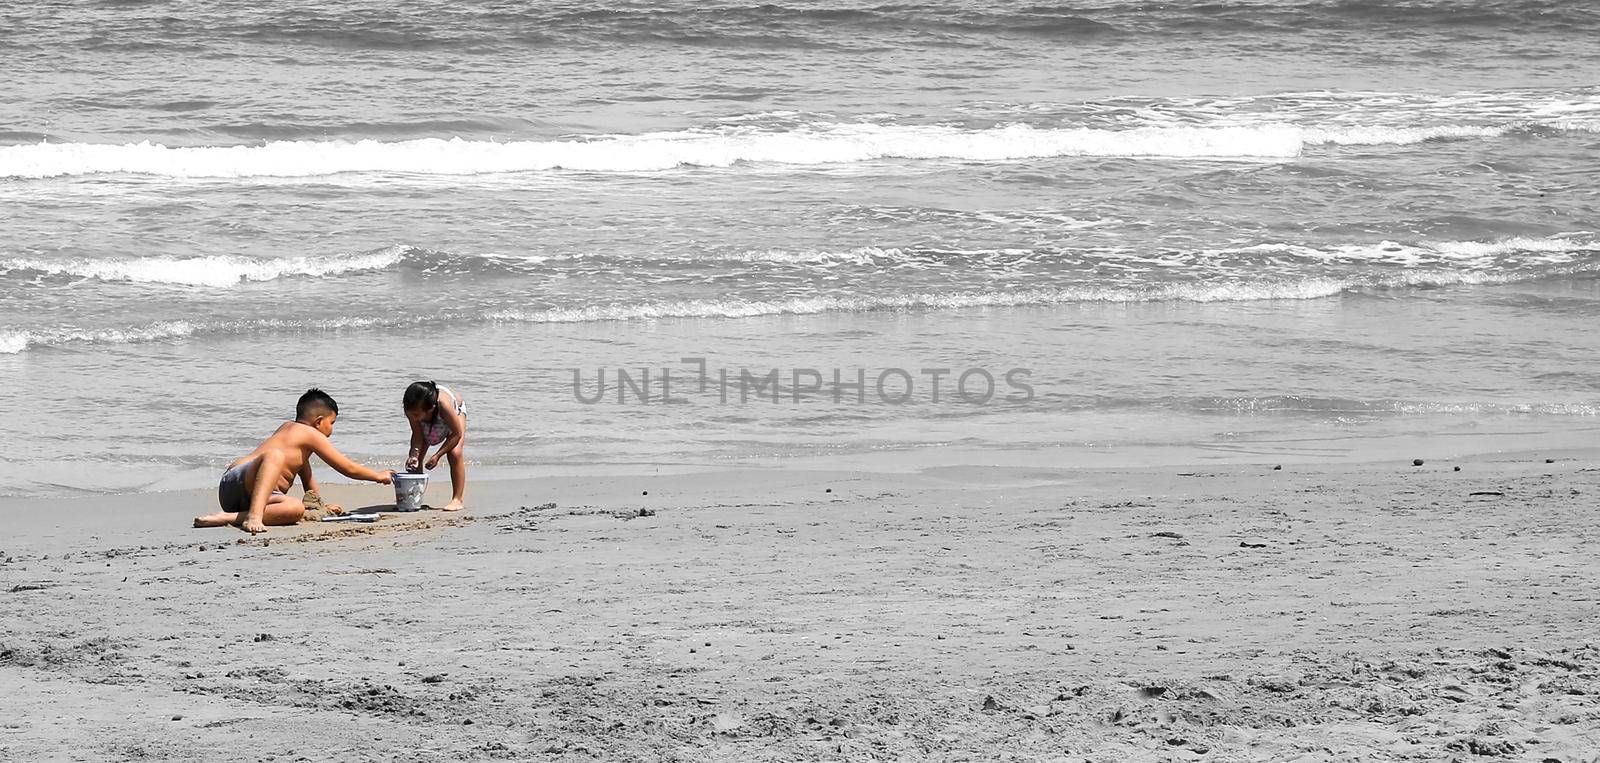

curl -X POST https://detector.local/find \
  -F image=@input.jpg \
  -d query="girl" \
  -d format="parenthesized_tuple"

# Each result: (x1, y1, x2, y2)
(404, 380, 468, 511)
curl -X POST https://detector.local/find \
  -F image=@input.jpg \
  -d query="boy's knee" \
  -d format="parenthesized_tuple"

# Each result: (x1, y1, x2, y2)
(267, 494, 306, 516)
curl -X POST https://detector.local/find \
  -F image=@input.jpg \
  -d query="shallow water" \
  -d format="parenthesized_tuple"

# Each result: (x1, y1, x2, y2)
(2, 0, 1598, 495)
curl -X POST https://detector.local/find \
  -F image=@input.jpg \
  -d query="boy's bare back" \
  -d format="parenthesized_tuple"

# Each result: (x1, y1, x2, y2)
(231, 421, 332, 494)
(197, 389, 392, 534)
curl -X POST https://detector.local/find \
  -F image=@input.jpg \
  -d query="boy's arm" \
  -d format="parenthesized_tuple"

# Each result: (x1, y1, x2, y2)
(298, 460, 320, 494)
(297, 460, 344, 514)
(306, 431, 393, 484)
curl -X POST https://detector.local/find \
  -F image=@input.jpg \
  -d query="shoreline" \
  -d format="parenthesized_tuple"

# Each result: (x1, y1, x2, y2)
(7, 417, 1599, 504)
(4, 446, 1598, 760)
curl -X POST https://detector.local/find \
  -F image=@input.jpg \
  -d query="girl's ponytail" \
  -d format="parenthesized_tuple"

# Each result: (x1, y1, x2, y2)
(403, 380, 440, 412)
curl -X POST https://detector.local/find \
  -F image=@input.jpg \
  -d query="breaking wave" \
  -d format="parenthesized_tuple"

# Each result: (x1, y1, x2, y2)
(0, 125, 1311, 179)
(9, 116, 1599, 180)
(0, 246, 409, 287)
(5, 254, 1595, 354)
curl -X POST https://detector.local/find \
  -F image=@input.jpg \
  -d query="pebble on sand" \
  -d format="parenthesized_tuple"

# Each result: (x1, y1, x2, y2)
(1413, 459, 1425, 466)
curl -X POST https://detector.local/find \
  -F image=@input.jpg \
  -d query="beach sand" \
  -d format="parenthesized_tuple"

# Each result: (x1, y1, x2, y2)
(3, 449, 1599, 761)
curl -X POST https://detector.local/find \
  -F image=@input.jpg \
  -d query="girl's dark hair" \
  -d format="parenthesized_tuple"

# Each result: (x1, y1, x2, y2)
(403, 380, 439, 412)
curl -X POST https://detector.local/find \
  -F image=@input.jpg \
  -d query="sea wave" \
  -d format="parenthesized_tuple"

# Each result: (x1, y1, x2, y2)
(11, 113, 1600, 179)
(1200, 236, 1596, 267)
(0, 246, 409, 287)
(6, 236, 1593, 289)
(6, 260, 1593, 355)
(0, 330, 27, 354)
(0, 125, 1310, 179)
(1305, 125, 1510, 145)
(1179, 395, 1600, 417)
(28, 0, 1599, 54)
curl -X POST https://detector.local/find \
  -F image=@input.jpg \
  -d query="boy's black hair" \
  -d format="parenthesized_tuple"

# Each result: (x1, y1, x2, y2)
(296, 388, 339, 421)
(403, 380, 439, 412)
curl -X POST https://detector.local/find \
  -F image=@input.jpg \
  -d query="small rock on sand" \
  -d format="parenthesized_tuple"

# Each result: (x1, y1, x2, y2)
(1413, 459, 1425, 466)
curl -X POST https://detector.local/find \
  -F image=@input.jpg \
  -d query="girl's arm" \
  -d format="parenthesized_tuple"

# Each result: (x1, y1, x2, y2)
(424, 394, 467, 468)
(405, 419, 427, 470)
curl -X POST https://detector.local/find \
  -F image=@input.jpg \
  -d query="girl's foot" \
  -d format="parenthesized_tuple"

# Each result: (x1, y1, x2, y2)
(441, 499, 466, 512)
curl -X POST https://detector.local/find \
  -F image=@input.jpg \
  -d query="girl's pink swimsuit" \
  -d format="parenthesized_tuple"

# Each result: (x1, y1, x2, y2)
(421, 386, 466, 446)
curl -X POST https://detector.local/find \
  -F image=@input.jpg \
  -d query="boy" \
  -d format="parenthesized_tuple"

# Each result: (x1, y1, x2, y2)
(193, 388, 393, 534)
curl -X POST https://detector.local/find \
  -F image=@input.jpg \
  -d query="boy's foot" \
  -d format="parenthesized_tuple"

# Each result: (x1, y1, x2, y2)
(441, 499, 466, 512)
(240, 519, 269, 534)
(193, 512, 235, 528)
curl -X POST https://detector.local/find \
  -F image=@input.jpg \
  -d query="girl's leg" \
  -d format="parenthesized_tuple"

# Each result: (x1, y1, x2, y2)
(442, 443, 467, 511)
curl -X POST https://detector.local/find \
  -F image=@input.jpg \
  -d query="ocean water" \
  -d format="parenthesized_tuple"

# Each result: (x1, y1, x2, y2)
(2, 0, 1599, 496)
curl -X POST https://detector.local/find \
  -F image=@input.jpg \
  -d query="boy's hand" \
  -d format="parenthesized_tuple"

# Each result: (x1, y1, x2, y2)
(374, 470, 395, 485)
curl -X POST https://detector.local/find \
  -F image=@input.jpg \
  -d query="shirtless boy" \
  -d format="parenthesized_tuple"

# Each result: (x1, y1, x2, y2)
(193, 388, 394, 534)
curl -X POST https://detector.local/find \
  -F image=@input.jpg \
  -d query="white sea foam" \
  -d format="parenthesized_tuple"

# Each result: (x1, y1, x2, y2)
(1427, 236, 1591, 259)
(8, 315, 405, 353)
(0, 331, 29, 354)
(708, 247, 907, 265)
(485, 280, 1357, 325)
(46, 321, 203, 348)
(1304, 125, 1510, 145)
(0, 246, 408, 286)
(1200, 236, 1595, 267)
(6, 237, 1596, 354)
(8, 115, 1598, 180)
(0, 125, 1307, 179)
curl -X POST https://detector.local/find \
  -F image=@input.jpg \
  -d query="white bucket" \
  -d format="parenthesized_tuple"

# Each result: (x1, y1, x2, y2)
(393, 472, 428, 512)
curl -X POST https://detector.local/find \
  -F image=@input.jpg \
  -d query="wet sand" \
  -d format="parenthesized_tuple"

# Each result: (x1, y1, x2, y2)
(3, 450, 1599, 761)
